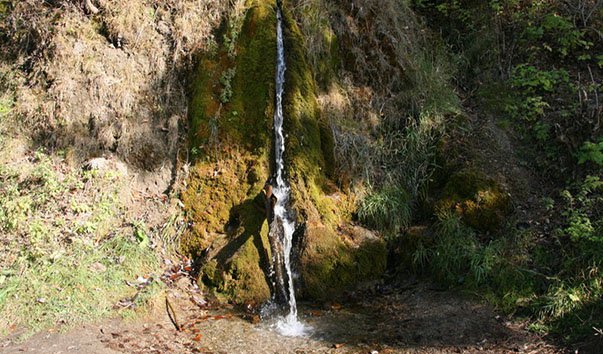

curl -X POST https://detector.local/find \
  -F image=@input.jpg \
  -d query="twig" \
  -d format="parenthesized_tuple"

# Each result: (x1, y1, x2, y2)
(587, 65, 600, 130)
(165, 296, 181, 331)
(84, 0, 99, 15)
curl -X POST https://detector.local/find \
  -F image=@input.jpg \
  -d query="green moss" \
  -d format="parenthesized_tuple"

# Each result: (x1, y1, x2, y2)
(278, 6, 337, 227)
(183, 0, 374, 304)
(200, 259, 221, 287)
(180, 153, 267, 255)
(300, 226, 386, 300)
(228, 226, 271, 303)
(277, 5, 381, 301)
(316, 28, 342, 89)
(228, 2, 277, 151)
(437, 169, 511, 233)
(188, 1, 276, 154)
(182, 0, 278, 304)
(282, 7, 327, 167)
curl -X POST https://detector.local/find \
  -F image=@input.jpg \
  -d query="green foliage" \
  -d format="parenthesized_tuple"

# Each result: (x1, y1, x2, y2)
(429, 212, 477, 284)
(578, 139, 603, 166)
(397, 173, 602, 342)
(219, 67, 236, 104)
(539, 176, 603, 341)
(560, 176, 603, 245)
(511, 65, 569, 94)
(0, 235, 161, 337)
(408, 211, 507, 287)
(379, 120, 447, 200)
(532, 121, 550, 142)
(408, 0, 603, 346)
(522, 12, 591, 57)
(358, 186, 411, 237)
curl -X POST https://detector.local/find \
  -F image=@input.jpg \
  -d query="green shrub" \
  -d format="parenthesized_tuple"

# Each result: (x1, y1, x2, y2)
(578, 139, 603, 166)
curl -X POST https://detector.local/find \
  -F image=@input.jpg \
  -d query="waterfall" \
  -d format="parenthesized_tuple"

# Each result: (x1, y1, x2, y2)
(268, 6, 308, 337)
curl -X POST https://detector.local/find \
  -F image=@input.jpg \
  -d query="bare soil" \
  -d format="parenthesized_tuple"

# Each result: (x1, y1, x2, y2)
(1, 279, 563, 354)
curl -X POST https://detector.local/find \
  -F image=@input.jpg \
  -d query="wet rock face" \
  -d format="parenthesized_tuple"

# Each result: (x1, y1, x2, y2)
(182, 0, 277, 304)
(182, 0, 386, 304)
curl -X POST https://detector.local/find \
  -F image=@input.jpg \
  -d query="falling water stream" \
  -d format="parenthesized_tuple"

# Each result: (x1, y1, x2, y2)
(269, 6, 309, 337)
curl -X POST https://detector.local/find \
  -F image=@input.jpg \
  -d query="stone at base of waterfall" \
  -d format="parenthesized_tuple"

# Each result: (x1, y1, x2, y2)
(268, 216, 289, 306)
(299, 224, 387, 301)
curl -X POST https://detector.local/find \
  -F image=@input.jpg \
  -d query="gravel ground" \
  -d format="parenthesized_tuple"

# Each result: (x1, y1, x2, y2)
(1, 281, 564, 354)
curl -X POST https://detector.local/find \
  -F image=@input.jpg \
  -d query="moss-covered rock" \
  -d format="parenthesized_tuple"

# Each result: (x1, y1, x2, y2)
(181, 0, 277, 304)
(300, 225, 387, 300)
(182, 0, 386, 304)
(437, 169, 511, 233)
(278, 6, 386, 299)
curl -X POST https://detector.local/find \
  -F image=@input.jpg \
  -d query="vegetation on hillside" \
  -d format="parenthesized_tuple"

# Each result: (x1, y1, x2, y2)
(0, 0, 601, 350)
(0, 0, 224, 337)
(402, 0, 603, 348)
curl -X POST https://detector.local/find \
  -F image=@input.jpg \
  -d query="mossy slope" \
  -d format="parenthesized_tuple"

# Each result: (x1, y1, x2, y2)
(280, 5, 386, 300)
(183, 0, 386, 304)
(181, 0, 276, 304)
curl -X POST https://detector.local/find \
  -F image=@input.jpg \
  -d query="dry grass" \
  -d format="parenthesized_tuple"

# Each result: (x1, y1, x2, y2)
(293, 0, 459, 196)
(0, 0, 227, 337)
(4, 0, 228, 170)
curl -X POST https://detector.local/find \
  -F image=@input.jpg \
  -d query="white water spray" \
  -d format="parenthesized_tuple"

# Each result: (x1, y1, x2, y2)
(271, 6, 309, 337)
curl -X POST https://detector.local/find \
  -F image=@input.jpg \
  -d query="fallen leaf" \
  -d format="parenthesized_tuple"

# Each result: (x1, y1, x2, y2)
(243, 314, 261, 324)
(89, 262, 107, 273)
(192, 333, 202, 342)
(308, 310, 322, 317)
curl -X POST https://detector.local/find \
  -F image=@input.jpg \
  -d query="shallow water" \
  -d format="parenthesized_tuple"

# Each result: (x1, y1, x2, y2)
(3, 282, 561, 353)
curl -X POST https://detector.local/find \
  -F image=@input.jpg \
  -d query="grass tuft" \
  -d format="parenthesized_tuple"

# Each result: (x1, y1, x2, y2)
(358, 185, 411, 237)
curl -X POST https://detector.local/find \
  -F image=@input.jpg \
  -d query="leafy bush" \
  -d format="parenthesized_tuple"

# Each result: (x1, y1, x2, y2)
(578, 139, 603, 166)
(511, 65, 569, 94)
